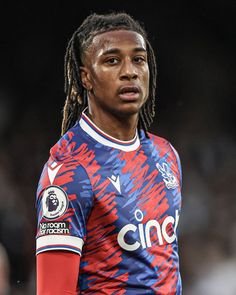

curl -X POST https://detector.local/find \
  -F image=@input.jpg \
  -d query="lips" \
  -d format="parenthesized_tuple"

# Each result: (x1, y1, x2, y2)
(118, 85, 140, 101)
(118, 85, 140, 94)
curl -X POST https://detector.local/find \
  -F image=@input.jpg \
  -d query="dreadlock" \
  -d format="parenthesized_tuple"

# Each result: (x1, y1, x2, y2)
(61, 12, 157, 137)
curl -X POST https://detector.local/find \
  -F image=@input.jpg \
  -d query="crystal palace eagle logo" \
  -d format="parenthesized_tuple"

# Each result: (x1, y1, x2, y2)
(156, 162, 178, 189)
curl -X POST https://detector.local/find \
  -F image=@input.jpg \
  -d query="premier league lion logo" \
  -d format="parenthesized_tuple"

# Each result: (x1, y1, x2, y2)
(42, 186, 68, 220)
(46, 191, 59, 212)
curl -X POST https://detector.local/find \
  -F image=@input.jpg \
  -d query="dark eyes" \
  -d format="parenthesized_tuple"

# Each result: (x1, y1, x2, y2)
(133, 56, 146, 63)
(106, 57, 119, 65)
(105, 56, 146, 65)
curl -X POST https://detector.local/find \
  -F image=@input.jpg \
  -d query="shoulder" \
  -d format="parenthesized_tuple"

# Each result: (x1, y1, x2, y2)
(49, 123, 84, 163)
(147, 131, 182, 173)
(37, 125, 92, 198)
(147, 132, 178, 156)
(148, 132, 182, 186)
(37, 157, 91, 199)
(148, 132, 170, 147)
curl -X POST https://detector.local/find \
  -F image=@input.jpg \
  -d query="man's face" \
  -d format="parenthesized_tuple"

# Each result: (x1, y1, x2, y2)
(81, 30, 150, 118)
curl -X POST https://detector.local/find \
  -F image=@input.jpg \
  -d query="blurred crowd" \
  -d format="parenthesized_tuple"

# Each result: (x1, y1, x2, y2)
(0, 1, 235, 294)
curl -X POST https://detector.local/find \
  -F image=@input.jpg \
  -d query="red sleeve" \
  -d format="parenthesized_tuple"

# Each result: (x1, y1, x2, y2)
(37, 251, 81, 295)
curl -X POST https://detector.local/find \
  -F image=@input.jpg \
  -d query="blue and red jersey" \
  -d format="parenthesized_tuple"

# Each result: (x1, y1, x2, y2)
(36, 111, 182, 294)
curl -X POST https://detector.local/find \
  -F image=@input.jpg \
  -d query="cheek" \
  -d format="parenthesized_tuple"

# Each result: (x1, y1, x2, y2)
(141, 67, 150, 89)
(90, 67, 114, 89)
(141, 67, 150, 101)
(145, 65, 150, 82)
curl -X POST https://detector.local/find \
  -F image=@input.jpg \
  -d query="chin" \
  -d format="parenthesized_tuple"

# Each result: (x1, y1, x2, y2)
(99, 100, 144, 119)
(115, 103, 142, 116)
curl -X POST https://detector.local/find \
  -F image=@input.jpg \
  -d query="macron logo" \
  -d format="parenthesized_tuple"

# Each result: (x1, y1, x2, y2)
(108, 175, 121, 194)
(48, 162, 63, 185)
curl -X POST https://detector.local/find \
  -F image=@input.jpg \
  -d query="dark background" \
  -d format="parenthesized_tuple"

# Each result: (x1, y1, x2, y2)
(0, 1, 235, 294)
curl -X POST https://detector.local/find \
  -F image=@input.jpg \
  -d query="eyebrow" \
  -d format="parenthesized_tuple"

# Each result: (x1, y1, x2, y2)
(102, 47, 147, 56)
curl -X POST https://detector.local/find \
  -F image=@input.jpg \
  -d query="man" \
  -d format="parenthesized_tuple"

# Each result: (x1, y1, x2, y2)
(36, 12, 182, 294)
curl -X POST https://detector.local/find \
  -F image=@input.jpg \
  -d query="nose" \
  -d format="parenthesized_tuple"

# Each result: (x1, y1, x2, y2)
(119, 60, 138, 80)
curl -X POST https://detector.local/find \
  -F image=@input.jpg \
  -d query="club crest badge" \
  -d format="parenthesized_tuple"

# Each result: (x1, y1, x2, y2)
(41, 186, 68, 220)
(156, 162, 178, 189)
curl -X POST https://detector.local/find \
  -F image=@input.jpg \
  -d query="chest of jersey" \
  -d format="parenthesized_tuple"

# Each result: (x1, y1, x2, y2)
(83, 144, 181, 253)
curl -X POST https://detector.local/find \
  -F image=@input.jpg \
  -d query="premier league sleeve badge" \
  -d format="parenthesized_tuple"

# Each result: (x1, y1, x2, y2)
(41, 186, 69, 220)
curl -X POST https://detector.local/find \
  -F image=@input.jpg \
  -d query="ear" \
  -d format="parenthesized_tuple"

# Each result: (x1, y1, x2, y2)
(80, 66, 92, 91)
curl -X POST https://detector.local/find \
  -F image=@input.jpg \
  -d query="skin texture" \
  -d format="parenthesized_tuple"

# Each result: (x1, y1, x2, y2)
(80, 30, 150, 141)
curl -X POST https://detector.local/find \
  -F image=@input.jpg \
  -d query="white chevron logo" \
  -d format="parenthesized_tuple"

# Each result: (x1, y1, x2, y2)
(48, 162, 63, 185)
(108, 174, 121, 194)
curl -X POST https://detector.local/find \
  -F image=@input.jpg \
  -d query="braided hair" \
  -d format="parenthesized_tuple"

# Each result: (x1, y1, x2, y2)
(62, 12, 157, 137)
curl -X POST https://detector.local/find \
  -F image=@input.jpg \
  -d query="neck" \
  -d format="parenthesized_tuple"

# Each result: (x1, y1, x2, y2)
(86, 107, 138, 141)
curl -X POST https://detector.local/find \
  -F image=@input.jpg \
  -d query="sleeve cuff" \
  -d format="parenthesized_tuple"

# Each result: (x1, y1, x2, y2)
(36, 235, 84, 256)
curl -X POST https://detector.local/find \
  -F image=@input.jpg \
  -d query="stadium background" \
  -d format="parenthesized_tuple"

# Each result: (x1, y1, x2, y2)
(0, 1, 235, 294)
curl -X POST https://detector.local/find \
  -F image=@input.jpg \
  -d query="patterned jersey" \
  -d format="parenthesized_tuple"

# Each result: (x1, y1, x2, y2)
(36, 111, 182, 294)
